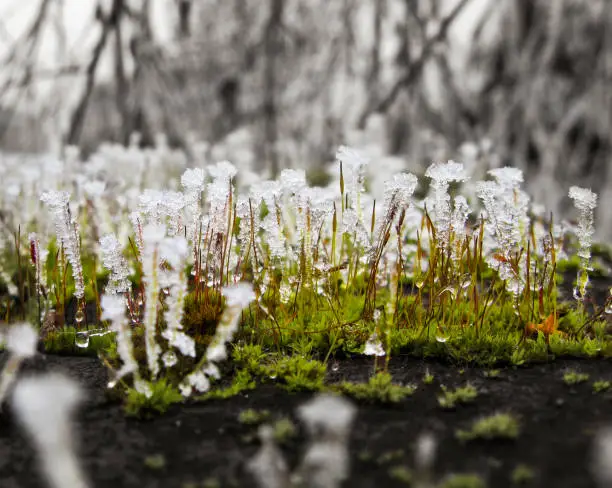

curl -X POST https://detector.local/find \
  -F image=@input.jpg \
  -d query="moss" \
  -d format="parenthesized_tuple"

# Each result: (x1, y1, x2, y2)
(422, 369, 435, 385)
(563, 370, 590, 385)
(339, 372, 415, 404)
(200, 369, 256, 400)
(456, 413, 520, 442)
(439, 473, 486, 488)
(483, 369, 501, 379)
(511, 464, 535, 485)
(43, 326, 115, 356)
(592, 380, 611, 393)
(267, 356, 327, 392)
(124, 378, 183, 418)
(388, 465, 413, 484)
(272, 417, 298, 444)
(438, 383, 478, 409)
(238, 408, 270, 426)
(143, 454, 166, 470)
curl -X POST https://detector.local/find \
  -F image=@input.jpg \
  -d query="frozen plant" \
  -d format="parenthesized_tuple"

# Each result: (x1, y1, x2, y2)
(180, 282, 256, 396)
(336, 146, 369, 215)
(592, 427, 612, 488)
(40, 190, 85, 300)
(294, 394, 357, 488)
(247, 425, 290, 488)
(99, 234, 130, 294)
(101, 294, 138, 388)
(414, 432, 437, 488)
(141, 224, 166, 378)
(0, 323, 39, 407)
(159, 235, 195, 362)
(181, 167, 206, 248)
(11, 373, 89, 488)
(425, 161, 468, 249)
(568, 186, 598, 301)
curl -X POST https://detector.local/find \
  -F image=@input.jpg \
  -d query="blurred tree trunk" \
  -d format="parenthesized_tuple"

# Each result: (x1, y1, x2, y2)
(178, 0, 192, 39)
(262, 0, 284, 177)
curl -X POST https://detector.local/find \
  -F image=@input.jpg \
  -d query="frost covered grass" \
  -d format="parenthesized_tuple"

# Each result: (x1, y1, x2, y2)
(0, 140, 609, 417)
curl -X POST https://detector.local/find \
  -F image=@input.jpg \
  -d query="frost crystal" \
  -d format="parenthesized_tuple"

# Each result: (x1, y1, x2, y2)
(40, 191, 85, 299)
(425, 161, 468, 248)
(364, 332, 385, 357)
(101, 294, 138, 382)
(569, 186, 598, 300)
(99, 234, 130, 294)
(222, 282, 256, 309)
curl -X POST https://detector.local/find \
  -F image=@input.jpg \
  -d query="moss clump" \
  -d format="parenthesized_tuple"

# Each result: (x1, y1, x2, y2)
(439, 473, 486, 488)
(200, 369, 256, 400)
(456, 413, 520, 442)
(339, 372, 415, 404)
(388, 465, 413, 484)
(272, 417, 298, 444)
(592, 380, 611, 393)
(182, 289, 223, 344)
(238, 408, 270, 425)
(563, 370, 590, 385)
(438, 383, 478, 409)
(124, 378, 183, 418)
(511, 464, 535, 485)
(143, 454, 166, 470)
(423, 369, 435, 384)
(267, 356, 327, 392)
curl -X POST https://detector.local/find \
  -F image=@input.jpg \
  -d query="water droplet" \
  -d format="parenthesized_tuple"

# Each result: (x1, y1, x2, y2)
(269, 374, 277, 380)
(75, 331, 89, 348)
(75, 309, 85, 325)
(415, 279, 425, 289)
(331, 362, 340, 372)
(605, 303, 612, 314)
(435, 335, 448, 343)
(107, 379, 117, 388)
(163, 288, 170, 296)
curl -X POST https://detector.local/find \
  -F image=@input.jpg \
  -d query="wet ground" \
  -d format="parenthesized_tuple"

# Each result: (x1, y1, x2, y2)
(0, 352, 611, 487)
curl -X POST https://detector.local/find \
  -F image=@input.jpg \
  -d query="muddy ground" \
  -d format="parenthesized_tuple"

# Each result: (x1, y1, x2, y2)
(0, 352, 611, 488)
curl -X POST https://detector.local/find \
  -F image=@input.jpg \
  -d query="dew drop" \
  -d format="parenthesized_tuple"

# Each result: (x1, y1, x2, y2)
(435, 335, 448, 343)
(332, 362, 340, 372)
(269, 374, 277, 380)
(75, 309, 85, 325)
(107, 379, 117, 389)
(163, 287, 170, 296)
(75, 331, 89, 348)
(605, 303, 612, 314)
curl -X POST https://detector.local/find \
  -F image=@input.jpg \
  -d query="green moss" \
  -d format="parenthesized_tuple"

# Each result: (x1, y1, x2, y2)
(439, 473, 486, 488)
(238, 408, 270, 425)
(422, 369, 435, 384)
(267, 356, 327, 392)
(511, 464, 535, 485)
(563, 370, 590, 385)
(272, 417, 298, 444)
(456, 413, 520, 442)
(592, 380, 611, 393)
(388, 465, 413, 484)
(483, 369, 501, 379)
(200, 369, 256, 400)
(339, 372, 415, 404)
(124, 378, 183, 418)
(143, 454, 166, 470)
(438, 384, 478, 409)
(43, 326, 115, 356)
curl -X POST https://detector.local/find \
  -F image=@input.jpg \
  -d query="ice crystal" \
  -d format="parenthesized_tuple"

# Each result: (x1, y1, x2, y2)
(101, 294, 137, 382)
(364, 331, 385, 357)
(40, 190, 85, 299)
(425, 161, 468, 248)
(569, 186, 597, 262)
(99, 234, 130, 294)
(222, 282, 256, 309)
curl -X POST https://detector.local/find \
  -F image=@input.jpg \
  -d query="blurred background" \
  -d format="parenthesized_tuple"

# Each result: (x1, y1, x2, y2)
(0, 0, 611, 235)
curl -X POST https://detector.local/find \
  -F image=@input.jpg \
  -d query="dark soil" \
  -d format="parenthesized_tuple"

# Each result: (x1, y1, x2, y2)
(1, 353, 611, 488)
